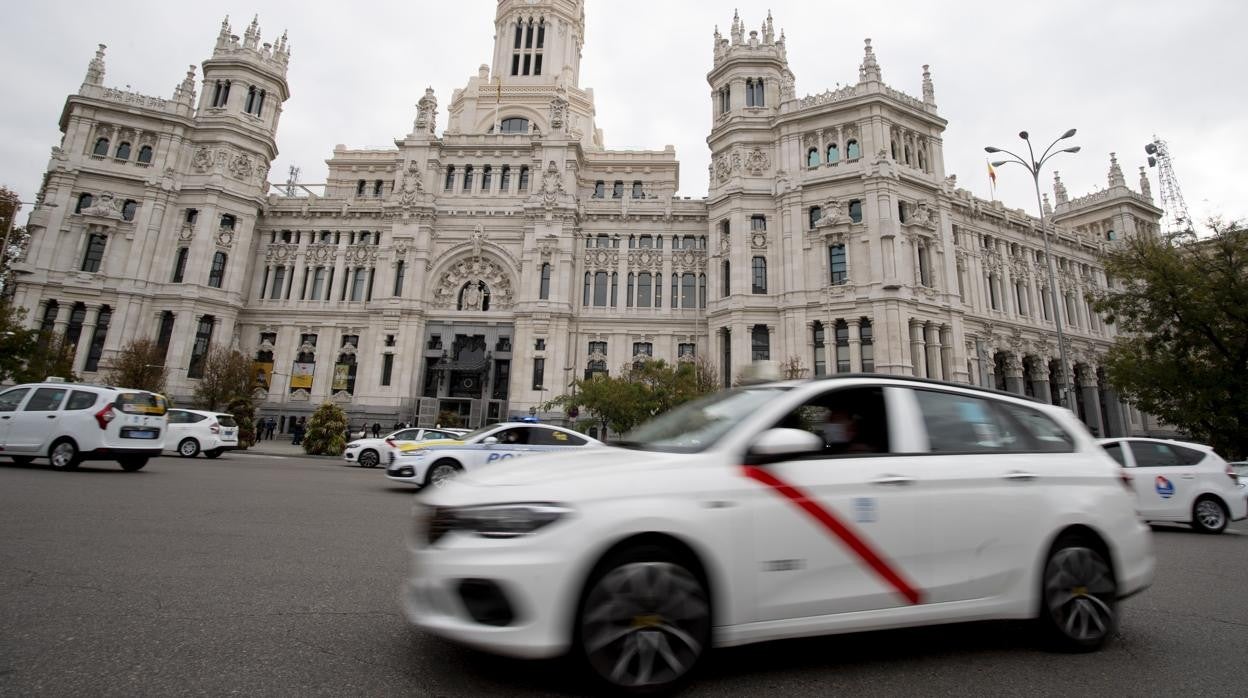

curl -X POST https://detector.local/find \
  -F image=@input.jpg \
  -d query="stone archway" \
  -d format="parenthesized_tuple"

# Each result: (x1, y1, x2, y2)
(430, 255, 516, 311)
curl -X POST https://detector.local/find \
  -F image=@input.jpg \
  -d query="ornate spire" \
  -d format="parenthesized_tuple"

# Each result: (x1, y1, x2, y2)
(174, 64, 197, 104)
(1107, 152, 1125, 188)
(765, 10, 775, 44)
(216, 15, 232, 49)
(1053, 171, 1069, 205)
(859, 39, 881, 83)
(1043, 193, 1053, 216)
(84, 44, 106, 86)
(243, 15, 260, 50)
(731, 9, 743, 45)
(922, 64, 935, 105)
(1138, 166, 1152, 199)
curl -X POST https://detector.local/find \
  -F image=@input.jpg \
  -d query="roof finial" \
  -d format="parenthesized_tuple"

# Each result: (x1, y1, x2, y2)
(84, 43, 106, 87)
(1053, 171, 1069, 205)
(921, 64, 935, 105)
(1108, 152, 1125, 188)
(731, 9, 743, 45)
(175, 64, 197, 103)
(1138, 166, 1152, 199)
(859, 38, 881, 83)
(1042, 193, 1053, 216)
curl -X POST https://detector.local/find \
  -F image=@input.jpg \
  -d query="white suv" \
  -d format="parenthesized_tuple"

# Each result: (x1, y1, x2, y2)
(1099, 437, 1248, 534)
(0, 381, 168, 471)
(165, 409, 240, 459)
(403, 377, 1154, 692)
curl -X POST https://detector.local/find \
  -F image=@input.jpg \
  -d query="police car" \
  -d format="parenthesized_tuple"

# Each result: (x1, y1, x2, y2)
(385, 422, 603, 488)
(402, 376, 1155, 693)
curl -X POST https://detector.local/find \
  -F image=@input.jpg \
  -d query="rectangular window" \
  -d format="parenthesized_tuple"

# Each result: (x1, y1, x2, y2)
(751, 325, 770, 361)
(532, 357, 545, 390)
(518, 167, 530, 193)
(679, 343, 696, 360)
(350, 268, 368, 301)
(860, 322, 875, 373)
(752, 257, 767, 294)
(500, 166, 511, 192)
(835, 321, 850, 373)
(187, 316, 215, 379)
(632, 181, 643, 198)
(172, 247, 189, 283)
(915, 389, 1024, 453)
(813, 323, 826, 377)
(612, 181, 624, 199)
(593, 181, 605, 198)
(208, 252, 227, 289)
(381, 354, 394, 387)
(269, 267, 286, 300)
(750, 215, 767, 231)
(539, 263, 551, 300)
(81, 233, 107, 272)
(829, 244, 847, 285)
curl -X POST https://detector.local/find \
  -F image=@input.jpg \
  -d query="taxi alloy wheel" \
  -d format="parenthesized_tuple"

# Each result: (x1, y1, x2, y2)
(578, 554, 710, 692)
(1042, 541, 1117, 651)
(1193, 497, 1227, 534)
(178, 439, 200, 458)
(49, 440, 80, 471)
(425, 460, 461, 488)
(358, 450, 380, 469)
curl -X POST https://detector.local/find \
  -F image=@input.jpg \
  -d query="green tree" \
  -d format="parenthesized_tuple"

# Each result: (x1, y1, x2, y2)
(1091, 221, 1248, 458)
(192, 345, 256, 411)
(227, 397, 257, 449)
(16, 332, 79, 384)
(303, 401, 348, 455)
(548, 359, 714, 439)
(0, 300, 36, 382)
(104, 338, 168, 394)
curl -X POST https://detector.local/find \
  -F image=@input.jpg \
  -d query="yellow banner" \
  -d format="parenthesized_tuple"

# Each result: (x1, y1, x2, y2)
(254, 362, 274, 390)
(332, 363, 350, 392)
(290, 362, 315, 389)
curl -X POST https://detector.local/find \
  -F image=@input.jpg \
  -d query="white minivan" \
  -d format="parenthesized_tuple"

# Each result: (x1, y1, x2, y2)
(164, 409, 240, 459)
(1099, 437, 1248, 534)
(0, 381, 168, 471)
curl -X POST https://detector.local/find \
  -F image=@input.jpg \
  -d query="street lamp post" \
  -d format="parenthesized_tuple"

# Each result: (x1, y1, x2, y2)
(985, 130, 1081, 409)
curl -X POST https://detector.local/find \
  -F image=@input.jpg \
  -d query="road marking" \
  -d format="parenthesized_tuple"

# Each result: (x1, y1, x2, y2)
(742, 465, 923, 605)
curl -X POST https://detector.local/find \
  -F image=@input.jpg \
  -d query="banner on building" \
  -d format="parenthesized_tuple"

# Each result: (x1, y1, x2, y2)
(332, 363, 351, 392)
(254, 362, 274, 390)
(290, 362, 315, 390)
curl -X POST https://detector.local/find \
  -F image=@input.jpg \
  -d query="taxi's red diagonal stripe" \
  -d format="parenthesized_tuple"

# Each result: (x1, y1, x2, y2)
(743, 465, 923, 605)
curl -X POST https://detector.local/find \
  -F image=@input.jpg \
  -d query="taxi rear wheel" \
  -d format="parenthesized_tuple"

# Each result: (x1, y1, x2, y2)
(1039, 535, 1118, 651)
(575, 544, 711, 694)
(178, 439, 200, 458)
(425, 460, 461, 488)
(1192, 496, 1227, 534)
(119, 457, 148, 472)
(358, 449, 380, 469)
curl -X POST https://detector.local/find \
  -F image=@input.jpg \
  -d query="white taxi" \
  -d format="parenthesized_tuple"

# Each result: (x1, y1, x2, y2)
(385, 422, 602, 488)
(344, 427, 467, 468)
(402, 377, 1155, 693)
(1099, 437, 1247, 533)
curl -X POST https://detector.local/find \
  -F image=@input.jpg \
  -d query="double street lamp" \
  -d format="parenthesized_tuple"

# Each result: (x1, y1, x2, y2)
(984, 129, 1080, 409)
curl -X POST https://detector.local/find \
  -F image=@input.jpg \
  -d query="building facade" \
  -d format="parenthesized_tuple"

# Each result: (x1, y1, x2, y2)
(11, 2, 1167, 436)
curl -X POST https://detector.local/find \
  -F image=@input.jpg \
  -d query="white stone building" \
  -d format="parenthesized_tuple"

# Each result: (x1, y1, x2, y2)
(11, 2, 1167, 437)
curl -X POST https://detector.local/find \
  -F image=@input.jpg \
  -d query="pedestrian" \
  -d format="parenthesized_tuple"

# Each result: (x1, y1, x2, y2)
(372, 422, 381, 438)
(291, 417, 305, 446)
(266, 417, 276, 440)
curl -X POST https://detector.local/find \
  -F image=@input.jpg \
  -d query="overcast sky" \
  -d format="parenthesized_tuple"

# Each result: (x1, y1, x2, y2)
(2, 1, 1243, 229)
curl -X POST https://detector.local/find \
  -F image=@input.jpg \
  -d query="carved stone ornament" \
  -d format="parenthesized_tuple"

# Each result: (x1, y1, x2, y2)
(192, 148, 213, 172)
(395, 160, 424, 207)
(178, 224, 195, 242)
(432, 256, 515, 310)
(414, 87, 438, 134)
(289, 388, 310, 402)
(216, 229, 234, 249)
(266, 243, 298, 264)
(251, 387, 270, 401)
(629, 249, 662, 270)
(549, 92, 569, 131)
(586, 248, 618, 269)
(587, 350, 608, 365)
(80, 192, 123, 219)
(337, 343, 358, 358)
(539, 160, 567, 208)
(672, 249, 706, 271)
(346, 244, 379, 265)
(744, 147, 770, 176)
(751, 232, 767, 249)
(298, 342, 318, 357)
(537, 235, 557, 260)
(714, 154, 732, 183)
(307, 244, 336, 264)
(332, 390, 353, 403)
(910, 200, 936, 230)
(470, 225, 485, 259)
(228, 153, 253, 180)
(815, 199, 847, 228)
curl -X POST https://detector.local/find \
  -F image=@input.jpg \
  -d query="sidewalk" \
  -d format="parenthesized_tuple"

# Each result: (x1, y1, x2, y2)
(242, 440, 342, 459)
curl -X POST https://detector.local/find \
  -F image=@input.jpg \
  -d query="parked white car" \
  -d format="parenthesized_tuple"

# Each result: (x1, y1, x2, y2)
(1099, 437, 1248, 534)
(386, 423, 602, 488)
(403, 377, 1154, 693)
(344, 427, 467, 469)
(164, 409, 240, 459)
(0, 381, 168, 471)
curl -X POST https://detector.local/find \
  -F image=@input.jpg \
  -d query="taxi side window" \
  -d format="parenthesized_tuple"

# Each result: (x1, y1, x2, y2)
(426, 431, 454, 440)
(1102, 442, 1127, 466)
(1169, 444, 1206, 465)
(66, 391, 99, 411)
(166, 410, 185, 424)
(773, 386, 890, 456)
(1129, 442, 1181, 467)
(495, 427, 531, 445)
(0, 388, 31, 412)
(996, 402, 1074, 453)
(914, 390, 1022, 453)
(396, 430, 420, 440)
(185, 412, 208, 423)
(23, 387, 68, 412)
(531, 429, 587, 446)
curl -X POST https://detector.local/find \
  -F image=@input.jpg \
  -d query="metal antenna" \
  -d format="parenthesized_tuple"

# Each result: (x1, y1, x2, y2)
(285, 165, 301, 196)
(1144, 136, 1192, 235)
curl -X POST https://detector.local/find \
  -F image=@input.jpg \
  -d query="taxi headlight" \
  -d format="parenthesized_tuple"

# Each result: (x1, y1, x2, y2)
(346, 442, 360, 449)
(440, 503, 573, 541)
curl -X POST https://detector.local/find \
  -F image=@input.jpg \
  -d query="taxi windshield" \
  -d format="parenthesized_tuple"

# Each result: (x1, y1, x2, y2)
(614, 386, 788, 453)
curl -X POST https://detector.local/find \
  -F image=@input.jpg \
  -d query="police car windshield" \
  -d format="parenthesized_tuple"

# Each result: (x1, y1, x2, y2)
(615, 386, 789, 453)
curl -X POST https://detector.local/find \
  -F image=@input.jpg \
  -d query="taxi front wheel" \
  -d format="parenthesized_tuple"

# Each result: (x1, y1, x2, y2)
(425, 460, 462, 488)
(1039, 535, 1118, 652)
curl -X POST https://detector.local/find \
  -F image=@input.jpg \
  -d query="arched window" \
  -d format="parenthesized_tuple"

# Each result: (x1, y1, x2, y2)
(500, 165, 512, 192)
(539, 262, 551, 299)
(121, 200, 138, 222)
(444, 166, 456, 192)
(827, 143, 840, 163)
(846, 140, 861, 159)
(848, 199, 863, 223)
(482, 165, 493, 192)
(611, 272, 619, 307)
(751, 325, 770, 361)
(245, 86, 258, 114)
(812, 321, 827, 377)
(860, 318, 875, 372)
(137, 145, 153, 164)
(627, 272, 635, 307)
(220, 214, 236, 231)
(807, 148, 820, 168)
(75, 193, 93, 213)
(500, 118, 530, 134)
(350, 267, 369, 302)
(92, 138, 109, 157)
(746, 78, 765, 107)
(809, 206, 822, 229)
(918, 149, 927, 171)
(115, 142, 131, 160)
(208, 252, 227, 288)
(518, 166, 530, 192)
(751, 256, 767, 294)
(171, 247, 189, 282)
(65, 303, 87, 348)
(187, 315, 215, 379)
(593, 181, 605, 198)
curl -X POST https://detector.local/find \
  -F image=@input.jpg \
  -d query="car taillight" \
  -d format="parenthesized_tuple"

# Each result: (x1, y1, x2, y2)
(209, 422, 220, 435)
(95, 405, 116, 430)
(1119, 469, 1134, 492)
(1227, 464, 1239, 485)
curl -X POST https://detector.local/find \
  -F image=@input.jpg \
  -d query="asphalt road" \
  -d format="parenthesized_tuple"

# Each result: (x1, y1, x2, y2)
(1, 452, 1244, 696)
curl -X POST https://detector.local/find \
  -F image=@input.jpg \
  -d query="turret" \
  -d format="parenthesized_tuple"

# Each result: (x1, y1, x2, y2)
(197, 16, 291, 153)
(492, 0, 585, 88)
(708, 9, 791, 122)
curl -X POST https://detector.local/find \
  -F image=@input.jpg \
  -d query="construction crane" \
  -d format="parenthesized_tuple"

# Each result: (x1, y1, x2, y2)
(1144, 136, 1192, 235)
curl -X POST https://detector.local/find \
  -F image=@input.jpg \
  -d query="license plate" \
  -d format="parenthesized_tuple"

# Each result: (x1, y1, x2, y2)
(128, 431, 158, 439)
(224, 430, 236, 437)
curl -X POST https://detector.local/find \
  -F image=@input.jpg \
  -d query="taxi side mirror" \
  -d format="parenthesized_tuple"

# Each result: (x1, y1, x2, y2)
(746, 428, 824, 465)
(483, 436, 499, 445)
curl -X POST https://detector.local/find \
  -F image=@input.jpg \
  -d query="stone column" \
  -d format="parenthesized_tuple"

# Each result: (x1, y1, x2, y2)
(939, 326, 954, 382)
(1103, 386, 1127, 438)
(72, 306, 98, 373)
(1079, 369, 1105, 437)
(909, 319, 925, 377)
(53, 303, 71, 335)
(1030, 358, 1052, 404)
(924, 323, 941, 380)
(1004, 353, 1026, 395)
(848, 318, 862, 372)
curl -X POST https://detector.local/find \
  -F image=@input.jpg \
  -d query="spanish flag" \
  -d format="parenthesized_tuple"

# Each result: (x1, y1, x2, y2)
(987, 160, 998, 186)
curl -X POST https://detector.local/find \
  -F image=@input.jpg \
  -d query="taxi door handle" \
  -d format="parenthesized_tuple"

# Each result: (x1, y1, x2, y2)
(1003, 471, 1038, 482)
(1180, 475, 1196, 480)
(47, 415, 58, 419)
(871, 475, 915, 487)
